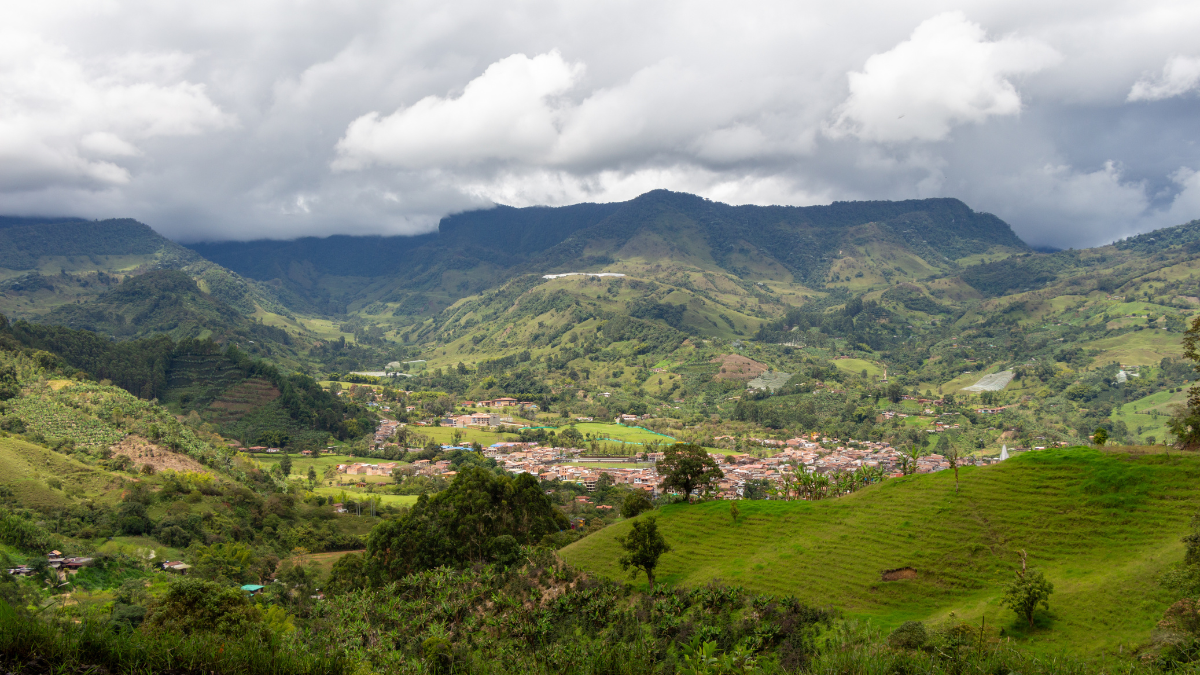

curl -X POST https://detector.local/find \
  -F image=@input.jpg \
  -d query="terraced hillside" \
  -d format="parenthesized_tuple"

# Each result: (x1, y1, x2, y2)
(561, 448, 1200, 654)
(203, 378, 280, 427)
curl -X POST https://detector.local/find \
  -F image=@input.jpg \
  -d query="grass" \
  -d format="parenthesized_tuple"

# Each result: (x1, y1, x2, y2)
(568, 422, 677, 445)
(295, 549, 364, 577)
(560, 447, 1200, 655)
(831, 358, 884, 378)
(1112, 389, 1188, 443)
(1082, 329, 1185, 366)
(250, 453, 356, 475)
(313, 487, 419, 507)
(0, 436, 122, 510)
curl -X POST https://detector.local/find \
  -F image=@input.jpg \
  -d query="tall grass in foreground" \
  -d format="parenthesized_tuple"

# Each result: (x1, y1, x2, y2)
(0, 601, 347, 675)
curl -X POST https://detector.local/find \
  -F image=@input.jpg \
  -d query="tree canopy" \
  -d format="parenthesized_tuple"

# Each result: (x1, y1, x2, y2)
(364, 467, 567, 581)
(656, 443, 724, 500)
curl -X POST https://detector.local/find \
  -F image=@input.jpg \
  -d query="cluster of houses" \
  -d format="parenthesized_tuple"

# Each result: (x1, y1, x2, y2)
(6, 550, 94, 578)
(480, 436, 1004, 500)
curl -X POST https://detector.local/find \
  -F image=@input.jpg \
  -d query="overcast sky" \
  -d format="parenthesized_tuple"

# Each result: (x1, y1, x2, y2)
(3, 0, 1200, 248)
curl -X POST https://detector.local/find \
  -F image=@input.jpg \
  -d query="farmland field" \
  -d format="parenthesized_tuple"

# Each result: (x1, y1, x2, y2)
(561, 447, 1200, 656)
(1111, 389, 1189, 443)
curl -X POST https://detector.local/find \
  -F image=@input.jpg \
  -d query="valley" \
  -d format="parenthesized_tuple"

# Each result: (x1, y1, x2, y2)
(2, 192, 1200, 672)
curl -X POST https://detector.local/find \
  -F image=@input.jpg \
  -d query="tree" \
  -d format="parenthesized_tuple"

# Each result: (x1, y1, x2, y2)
(621, 491, 654, 519)
(307, 465, 317, 485)
(938, 434, 963, 493)
(1092, 428, 1109, 446)
(365, 467, 567, 581)
(279, 453, 292, 476)
(143, 578, 264, 638)
(617, 516, 671, 591)
(729, 501, 740, 522)
(656, 443, 724, 501)
(1001, 550, 1054, 628)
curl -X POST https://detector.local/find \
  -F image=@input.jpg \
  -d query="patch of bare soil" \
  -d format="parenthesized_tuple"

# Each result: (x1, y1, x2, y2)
(110, 436, 211, 474)
(712, 354, 768, 381)
(881, 567, 918, 581)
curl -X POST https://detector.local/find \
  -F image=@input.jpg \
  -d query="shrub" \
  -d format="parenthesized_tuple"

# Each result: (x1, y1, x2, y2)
(888, 621, 929, 650)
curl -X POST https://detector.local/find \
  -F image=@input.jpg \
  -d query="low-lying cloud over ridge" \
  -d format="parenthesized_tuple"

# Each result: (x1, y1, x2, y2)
(2, 0, 1200, 249)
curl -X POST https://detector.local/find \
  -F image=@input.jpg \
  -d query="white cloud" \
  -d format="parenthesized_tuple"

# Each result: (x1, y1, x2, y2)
(1128, 55, 1200, 101)
(2, 0, 1200, 247)
(0, 32, 232, 191)
(829, 12, 1059, 143)
(333, 51, 582, 171)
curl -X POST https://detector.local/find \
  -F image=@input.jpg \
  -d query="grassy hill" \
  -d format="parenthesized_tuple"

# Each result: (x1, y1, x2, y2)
(560, 447, 1200, 654)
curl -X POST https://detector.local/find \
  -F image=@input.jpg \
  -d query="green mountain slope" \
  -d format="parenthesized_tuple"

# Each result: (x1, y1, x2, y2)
(189, 191, 1027, 318)
(0, 216, 292, 324)
(560, 448, 1200, 654)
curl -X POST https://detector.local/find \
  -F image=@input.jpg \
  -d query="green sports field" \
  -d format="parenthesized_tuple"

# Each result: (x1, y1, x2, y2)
(561, 447, 1200, 655)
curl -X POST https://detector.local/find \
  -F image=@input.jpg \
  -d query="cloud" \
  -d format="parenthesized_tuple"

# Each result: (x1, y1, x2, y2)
(829, 12, 1059, 143)
(0, 32, 232, 191)
(2, 1, 1200, 248)
(1128, 55, 1200, 101)
(333, 51, 582, 171)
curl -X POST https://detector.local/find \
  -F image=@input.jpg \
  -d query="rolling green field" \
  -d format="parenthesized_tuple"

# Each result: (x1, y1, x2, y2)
(249, 452, 356, 473)
(561, 447, 1200, 655)
(1083, 329, 1185, 366)
(0, 436, 123, 510)
(830, 358, 885, 378)
(570, 422, 676, 445)
(313, 487, 418, 507)
(1112, 389, 1188, 443)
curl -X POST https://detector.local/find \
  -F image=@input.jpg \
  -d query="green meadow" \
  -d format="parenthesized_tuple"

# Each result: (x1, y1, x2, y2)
(561, 447, 1200, 655)
(1112, 389, 1189, 443)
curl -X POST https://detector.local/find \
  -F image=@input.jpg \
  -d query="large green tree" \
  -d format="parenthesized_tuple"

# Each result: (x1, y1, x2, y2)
(617, 516, 671, 591)
(656, 443, 724, 501)
(365, 466, 567, 581)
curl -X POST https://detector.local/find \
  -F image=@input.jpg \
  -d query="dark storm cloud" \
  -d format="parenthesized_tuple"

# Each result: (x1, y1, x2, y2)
(2, 0, 1200, 248)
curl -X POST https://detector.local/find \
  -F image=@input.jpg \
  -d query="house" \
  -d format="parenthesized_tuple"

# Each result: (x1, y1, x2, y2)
(615, 414, 639, 424)
(470, 412, 501, 427)
(61, 557, 94, 572)
(492, 397, 517, 408)
(162, 561, 191, 574)
(241, 584, 265, 596)
(332, 503, 348, 513)
(300, 450, 313, 457)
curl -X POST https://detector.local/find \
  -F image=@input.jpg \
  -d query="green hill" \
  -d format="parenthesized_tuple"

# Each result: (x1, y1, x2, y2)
(0, 216, 293, 326)
(560, 448, 1200, 654)
(189, 191, 1027, 319)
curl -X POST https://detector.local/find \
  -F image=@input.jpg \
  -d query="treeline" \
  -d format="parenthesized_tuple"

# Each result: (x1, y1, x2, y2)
(0, 316, 374, 442)
(753, 296, 899, 352)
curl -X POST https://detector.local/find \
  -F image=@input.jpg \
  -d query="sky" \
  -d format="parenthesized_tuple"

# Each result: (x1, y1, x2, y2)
(2, 1, 1200, 249)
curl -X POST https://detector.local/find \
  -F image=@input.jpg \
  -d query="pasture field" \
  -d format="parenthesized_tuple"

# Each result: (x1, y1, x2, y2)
(249, 453, 357, 475)
(1082, 329, 1185, 366)
(561, 447, 1200, 655)
(1111, 389, 1189, 443)
(312, 487, 418, 507)
(295, 549, 364, 577)
(0, 436, 121, 510)
(570, 422, 676, 444)
(831, 358, 884, 378)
